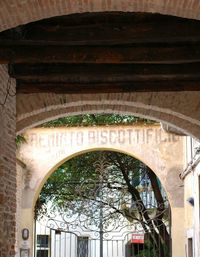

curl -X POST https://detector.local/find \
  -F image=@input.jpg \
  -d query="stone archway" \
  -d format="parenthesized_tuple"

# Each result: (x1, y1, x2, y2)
(17, 124, 185, 257)
(1, 0, 200, 32)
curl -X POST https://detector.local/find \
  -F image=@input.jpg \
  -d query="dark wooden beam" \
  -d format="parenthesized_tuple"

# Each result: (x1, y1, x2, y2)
(17, 81, 200, 94)
(9, 63, 200, 83)
(2, 12, 200, 93)
(1, 12, 200, 45)
(13, 62, 200, 93)
(1, 43, 200, 64)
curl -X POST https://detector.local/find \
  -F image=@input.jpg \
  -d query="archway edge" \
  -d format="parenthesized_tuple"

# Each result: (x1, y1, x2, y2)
(18, 125, 185, 257)
(19, 125, 184, 213)
(1, 0, 200, 32)
(33, 147, 172, 209)
(17, 93, 200, 140)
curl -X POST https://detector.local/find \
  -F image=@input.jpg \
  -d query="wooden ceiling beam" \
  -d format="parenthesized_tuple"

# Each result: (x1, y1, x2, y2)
(1, 12, 200, 93)
(9, 63, 200, 83)
(1, 43, 200, 64)
(1, 13, 200, 45)
(17, 81, 200, 94)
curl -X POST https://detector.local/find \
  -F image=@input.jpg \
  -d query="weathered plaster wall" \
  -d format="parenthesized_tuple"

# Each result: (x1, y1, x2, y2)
(184, 173, 194, 228)
(0, 65, 16, 256)
(15, 161, 26, 257)
(18, 124, 185, 257)
(183, 137, 200, 257)
(18, 125, 185, 208)
(193, 165, 200, 257)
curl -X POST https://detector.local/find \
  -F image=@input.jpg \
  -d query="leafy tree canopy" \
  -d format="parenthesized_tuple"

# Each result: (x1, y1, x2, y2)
(35, 151, 170, 256)
(42, 114, 156, 127)
(16, 134, 27, 147)
(32, 114, 168, 255)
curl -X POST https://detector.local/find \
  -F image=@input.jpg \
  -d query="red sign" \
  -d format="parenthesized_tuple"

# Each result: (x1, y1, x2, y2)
(131, 233, 144, 244)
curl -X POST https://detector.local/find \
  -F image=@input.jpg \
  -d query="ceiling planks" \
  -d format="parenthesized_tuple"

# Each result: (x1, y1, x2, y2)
(1, 44, 200, 64)
(0, 12, 200, 93)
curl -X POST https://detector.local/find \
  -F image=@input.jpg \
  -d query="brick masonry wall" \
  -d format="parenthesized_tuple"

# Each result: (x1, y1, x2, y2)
(0, 0, 200, 32)
(17, 91, 200, 140)
(0, 65, 16, 257)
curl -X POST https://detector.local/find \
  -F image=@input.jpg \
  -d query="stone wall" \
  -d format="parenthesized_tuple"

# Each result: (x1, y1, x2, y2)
(0, 65, 16, 256)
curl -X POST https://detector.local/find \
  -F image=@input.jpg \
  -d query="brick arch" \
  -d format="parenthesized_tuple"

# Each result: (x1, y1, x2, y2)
(1, 0, 200, 32)
(17, 92, 200, 139)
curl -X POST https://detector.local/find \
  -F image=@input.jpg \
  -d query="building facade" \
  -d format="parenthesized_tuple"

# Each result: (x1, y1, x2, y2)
(181, 138, 200, 257)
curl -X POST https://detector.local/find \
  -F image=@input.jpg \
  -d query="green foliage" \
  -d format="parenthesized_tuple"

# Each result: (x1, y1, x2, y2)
(16, 134, 26, 148)
(133, 239, 158, 257)
(36, 150, 170, 254)
(42, 114, 156, 127)
(36, 151, 167, 221)
(134, 240, 170, 257)
(134, 249, 169, 257)
(134, 248, 156, 257)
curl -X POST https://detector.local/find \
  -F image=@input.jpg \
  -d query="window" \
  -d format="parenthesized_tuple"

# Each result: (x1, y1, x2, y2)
(188, 238, 193, 257)
(37, 235, 49, 248)
(77, 237, 89, 257)
(36, 235, 50, 257)
(37, 250, 48, 257)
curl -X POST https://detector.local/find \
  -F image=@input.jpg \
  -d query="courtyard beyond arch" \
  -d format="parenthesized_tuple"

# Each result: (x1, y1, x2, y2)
(17, 124, 185, 257)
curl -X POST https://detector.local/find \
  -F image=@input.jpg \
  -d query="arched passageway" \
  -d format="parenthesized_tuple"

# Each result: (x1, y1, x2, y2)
(34, 150, 172, 257)
(8, 11, 198, 138)
(17, 124, 185, 257)
(0, 2, 200, 257)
